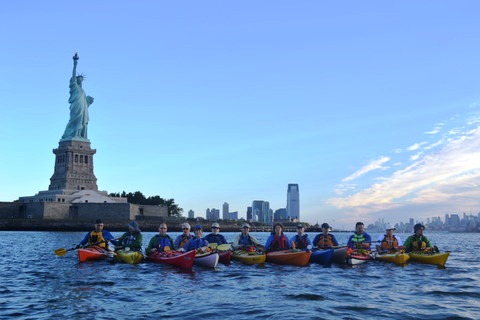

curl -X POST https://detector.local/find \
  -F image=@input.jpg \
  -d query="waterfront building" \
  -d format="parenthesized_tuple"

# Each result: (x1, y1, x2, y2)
(188, 209, 194, 219)
(222, 202, 229, 220)
(274, 208, 287, 221)
(252, 200, 270, 223)
(286, 184, 300, 220)
(246, 206, 253, 221)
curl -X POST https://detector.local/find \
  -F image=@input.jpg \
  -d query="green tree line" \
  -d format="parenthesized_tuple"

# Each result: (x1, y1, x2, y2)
(108, 191, 183, 217)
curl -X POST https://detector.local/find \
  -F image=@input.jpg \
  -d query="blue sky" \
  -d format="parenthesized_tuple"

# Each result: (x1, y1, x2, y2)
(1, 1, 480, 229)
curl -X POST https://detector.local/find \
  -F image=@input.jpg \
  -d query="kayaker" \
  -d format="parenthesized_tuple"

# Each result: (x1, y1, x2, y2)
(265, 223, 291, 252)
(174, 223, 195, 251)
(186, 224, 209, 251)
(232, 223, 261, 249)
(77, 219, 117, 249)
(403, 223, 433, 252)
(376, 224, 403, 253)
(290, 224, 312, 250)
(116, 221, 143, 252)
(145, 223, 176, 255)
(204, 222, 228, 245)
(347, 222, 372, 250)
(312, 223, 339, 249)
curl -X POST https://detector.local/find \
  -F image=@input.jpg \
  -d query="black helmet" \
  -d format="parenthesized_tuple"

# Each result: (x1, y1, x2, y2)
(414, 223, 425, 232)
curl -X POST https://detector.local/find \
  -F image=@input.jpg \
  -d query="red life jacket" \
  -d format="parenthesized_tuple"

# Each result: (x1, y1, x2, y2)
(270, 235, 288, 251)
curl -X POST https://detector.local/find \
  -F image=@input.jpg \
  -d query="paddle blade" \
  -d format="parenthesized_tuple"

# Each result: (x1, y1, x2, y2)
(54, 248, 68, 256)
(217, 244, 232, 251)
(209, 243, 218, 249)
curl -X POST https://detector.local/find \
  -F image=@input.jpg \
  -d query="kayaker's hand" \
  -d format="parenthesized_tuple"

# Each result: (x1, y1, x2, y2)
(179, 248, 186, 252)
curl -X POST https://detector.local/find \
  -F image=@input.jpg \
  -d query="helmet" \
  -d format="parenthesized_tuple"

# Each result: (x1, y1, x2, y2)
(414, 223, 425, 232)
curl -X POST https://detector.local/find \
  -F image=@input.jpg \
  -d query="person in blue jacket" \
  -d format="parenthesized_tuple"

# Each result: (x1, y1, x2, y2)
(174, 223, 195, 251)
(204, 222, 228, 245)
(347, 222, 372, 250)
(290, 224, 312, 250)
(77, 219, 116, 249)
(265, 223, 291, 252)
(187, 224, 209, 251)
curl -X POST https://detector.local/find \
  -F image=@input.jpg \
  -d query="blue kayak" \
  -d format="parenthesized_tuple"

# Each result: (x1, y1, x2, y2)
(309, 248, 334, 265)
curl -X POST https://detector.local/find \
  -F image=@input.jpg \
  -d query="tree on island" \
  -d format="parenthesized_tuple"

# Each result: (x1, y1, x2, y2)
(109, 191, 183, 217)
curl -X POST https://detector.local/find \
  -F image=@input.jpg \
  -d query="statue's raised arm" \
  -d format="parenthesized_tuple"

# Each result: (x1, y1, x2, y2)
(72, 53, 79, 79)
(61, 53, 94, 141)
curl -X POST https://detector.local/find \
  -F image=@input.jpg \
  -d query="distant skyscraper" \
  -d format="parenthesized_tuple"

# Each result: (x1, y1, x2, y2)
(222, 202, 229, 220)
(188, 209, 194, 219)
(252, 200, 270, 223)
(286, 184, 300, 220)
(246, 207, 252, 221)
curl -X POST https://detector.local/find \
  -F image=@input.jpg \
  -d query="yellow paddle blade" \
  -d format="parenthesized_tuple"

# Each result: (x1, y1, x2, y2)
(164, 246, 171, 252)
(217, 244, 232, 251)
(54, 248, 67, 256)
(208, 243, 218, 249)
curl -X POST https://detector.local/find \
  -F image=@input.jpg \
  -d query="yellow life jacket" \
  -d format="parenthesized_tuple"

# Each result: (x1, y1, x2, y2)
(412, 236, 427, 251)
(88, 231, 106, 248)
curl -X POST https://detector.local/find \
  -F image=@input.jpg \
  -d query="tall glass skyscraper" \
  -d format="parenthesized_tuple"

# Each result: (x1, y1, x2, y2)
(286, 184, 300, 220)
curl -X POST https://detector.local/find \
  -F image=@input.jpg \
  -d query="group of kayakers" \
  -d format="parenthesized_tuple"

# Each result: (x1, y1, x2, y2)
(76, 219, 435, 256)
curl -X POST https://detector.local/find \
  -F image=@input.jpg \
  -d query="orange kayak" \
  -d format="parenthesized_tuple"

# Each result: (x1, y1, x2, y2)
(266, 249, 311, 266)
(78, 246, 111, 263)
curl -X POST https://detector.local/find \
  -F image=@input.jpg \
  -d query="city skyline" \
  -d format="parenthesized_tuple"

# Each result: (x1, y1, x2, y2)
(2, 2, 480, 229)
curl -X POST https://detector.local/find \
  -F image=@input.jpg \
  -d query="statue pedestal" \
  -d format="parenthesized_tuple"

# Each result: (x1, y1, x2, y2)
(49, 139, 98, 191)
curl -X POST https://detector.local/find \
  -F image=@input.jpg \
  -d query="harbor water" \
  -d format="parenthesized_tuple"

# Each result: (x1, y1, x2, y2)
(1, 231, 479, 319)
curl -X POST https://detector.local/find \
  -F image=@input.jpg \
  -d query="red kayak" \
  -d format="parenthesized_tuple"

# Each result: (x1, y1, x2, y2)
(147, 250, 195, 269)
(218, 250, 233, 264)
(78, 246, 111, 263)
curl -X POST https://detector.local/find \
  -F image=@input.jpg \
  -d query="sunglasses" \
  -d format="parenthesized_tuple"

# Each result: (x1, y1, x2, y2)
(212, 227, 219, 229)
(182, 228, 189, 230)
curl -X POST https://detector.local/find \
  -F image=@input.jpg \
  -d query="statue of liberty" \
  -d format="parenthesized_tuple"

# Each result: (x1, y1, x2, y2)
(61, 53, 94, 140)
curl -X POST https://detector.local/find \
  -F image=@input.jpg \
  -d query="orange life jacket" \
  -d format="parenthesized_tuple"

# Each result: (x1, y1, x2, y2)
(315, 234, 335, 249)
(380, 235, 399, 250)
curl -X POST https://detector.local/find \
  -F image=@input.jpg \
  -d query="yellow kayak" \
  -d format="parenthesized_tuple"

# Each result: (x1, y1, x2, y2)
(232, 249, 266, 265)
(375, 251, 410, 265)
(409, 251, 450, 267)
(115, 249, 144, 264)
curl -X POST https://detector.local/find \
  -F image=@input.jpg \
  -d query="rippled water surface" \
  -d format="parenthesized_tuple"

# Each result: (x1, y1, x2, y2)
(1, 231, 479, 319)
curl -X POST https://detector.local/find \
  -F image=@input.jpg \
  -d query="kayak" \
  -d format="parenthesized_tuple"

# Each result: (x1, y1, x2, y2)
(309, 248, 334, 265)
(266, 249, 311, 267)
(408, 251, 450, 267)
(331, 246, 348, 264)
(218, 250, 233, 264)
(147, 250, 195, 269)
(194, 251, 219, 268)
(115, 249, 144, 264)
(346, 250, 373, 265)
(375, 251, 410, 265)
(78, 246, 112, 263)
(232, 249, 266, 265)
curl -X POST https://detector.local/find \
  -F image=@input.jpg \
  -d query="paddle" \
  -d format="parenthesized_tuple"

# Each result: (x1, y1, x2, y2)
(54, 239, 113, 256)
(216, 244, 232, 251)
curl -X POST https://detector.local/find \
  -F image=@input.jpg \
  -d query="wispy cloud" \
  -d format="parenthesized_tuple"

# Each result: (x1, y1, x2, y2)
(327, 126, 480, 215)
(407, 142, 427, 151)
(341, 156, 390, 183)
